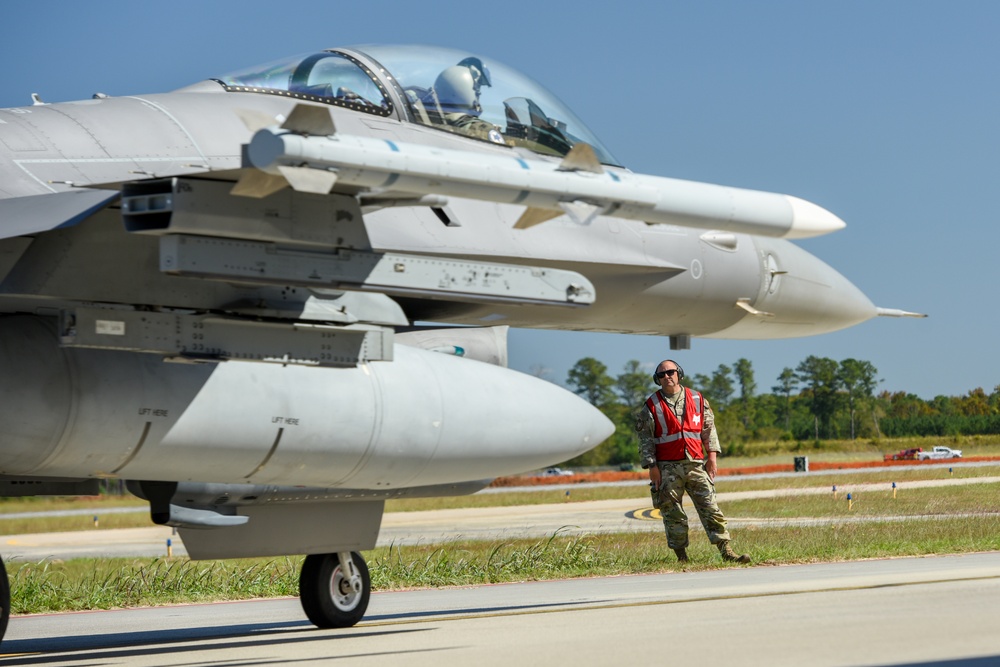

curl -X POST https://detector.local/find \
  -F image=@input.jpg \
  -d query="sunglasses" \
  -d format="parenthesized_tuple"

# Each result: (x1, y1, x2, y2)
(654, 369, 679, 379)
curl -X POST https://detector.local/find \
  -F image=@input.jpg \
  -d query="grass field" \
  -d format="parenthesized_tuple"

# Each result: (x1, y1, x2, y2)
(4, 437, 999, 615)
(2, 459, 998, 532)
(10, 511, 1000, 614)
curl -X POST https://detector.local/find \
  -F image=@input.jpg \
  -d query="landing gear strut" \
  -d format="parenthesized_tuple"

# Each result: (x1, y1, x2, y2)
(0, 554, 9, 644)
(299, 551, 370, 628)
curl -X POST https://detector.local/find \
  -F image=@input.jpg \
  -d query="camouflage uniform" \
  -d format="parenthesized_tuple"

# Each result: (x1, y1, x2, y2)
(441, 113, 507, 144)
(635, 390, 731, 549)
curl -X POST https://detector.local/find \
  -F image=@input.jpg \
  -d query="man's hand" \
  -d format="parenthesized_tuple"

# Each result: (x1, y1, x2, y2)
(706, 451, 718, 481)
(648, 465, 661, 489)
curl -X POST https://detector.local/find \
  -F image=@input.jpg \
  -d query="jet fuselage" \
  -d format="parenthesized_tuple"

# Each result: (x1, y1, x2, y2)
(0, 85, 875, 341)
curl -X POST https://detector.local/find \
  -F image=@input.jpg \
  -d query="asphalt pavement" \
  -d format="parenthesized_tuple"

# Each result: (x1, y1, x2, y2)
(4, 552, 1000, 666)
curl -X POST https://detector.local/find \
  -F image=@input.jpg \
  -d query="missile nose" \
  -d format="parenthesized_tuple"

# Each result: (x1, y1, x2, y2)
(784, 196, 847, 239)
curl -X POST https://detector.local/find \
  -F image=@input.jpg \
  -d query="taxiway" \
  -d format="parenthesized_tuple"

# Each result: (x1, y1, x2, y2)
(3, 552, 1000, 666)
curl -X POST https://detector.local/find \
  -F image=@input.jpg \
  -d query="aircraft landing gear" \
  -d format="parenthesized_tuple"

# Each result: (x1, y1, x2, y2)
(0, 554, 9, 644)
(299, 551, 370, 629)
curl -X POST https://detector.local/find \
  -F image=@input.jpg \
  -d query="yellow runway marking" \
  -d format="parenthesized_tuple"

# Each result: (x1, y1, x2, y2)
(626, 508, 662, 521)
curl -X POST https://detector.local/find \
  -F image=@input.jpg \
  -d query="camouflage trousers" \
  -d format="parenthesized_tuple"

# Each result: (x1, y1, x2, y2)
(651, 459, 730, 549)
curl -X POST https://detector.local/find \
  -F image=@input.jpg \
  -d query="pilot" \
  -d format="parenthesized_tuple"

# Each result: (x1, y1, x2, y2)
(430, 58, 505, 144)
(635, 360, 751, 564)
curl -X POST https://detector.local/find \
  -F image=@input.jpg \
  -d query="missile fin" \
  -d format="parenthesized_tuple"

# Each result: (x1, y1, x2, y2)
(557, 143, 604, 174)
(559, 200, 603, 226)
(231, 170, 289, 198)
(514, 207, 564, 229)
(277, 165, 339, 195)
(235, 109, 281, 133)
(281, 103, 337, 136)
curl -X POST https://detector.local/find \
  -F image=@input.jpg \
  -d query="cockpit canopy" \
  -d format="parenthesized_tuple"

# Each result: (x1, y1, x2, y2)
(216, 44, 621, 167)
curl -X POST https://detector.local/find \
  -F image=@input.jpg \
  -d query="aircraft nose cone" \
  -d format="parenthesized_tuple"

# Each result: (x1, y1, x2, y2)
(717, 239, 877, 340)
(758, 239, 876, 334)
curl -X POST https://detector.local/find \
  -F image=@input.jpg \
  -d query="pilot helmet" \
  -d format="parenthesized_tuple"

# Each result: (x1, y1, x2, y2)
(434, 65, 483, 116)
(457, 56, 492, 91)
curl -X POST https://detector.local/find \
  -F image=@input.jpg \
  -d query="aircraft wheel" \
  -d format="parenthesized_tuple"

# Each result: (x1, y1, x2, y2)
(0, 554, 9, 644)
(299, 552, 370, 629)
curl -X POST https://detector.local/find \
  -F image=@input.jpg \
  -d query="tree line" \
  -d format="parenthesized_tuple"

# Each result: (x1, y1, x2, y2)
(562, 356, 1000, 467)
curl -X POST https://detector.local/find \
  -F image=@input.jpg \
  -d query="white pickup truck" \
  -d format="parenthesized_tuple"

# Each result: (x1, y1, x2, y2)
(917, 446, 963, 460)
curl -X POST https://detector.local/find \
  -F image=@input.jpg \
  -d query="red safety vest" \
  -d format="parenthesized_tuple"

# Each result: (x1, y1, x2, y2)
(646, 387, 705, 461)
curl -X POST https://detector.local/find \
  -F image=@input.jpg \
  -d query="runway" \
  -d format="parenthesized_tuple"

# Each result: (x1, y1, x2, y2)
(4, 552, 1000, 666)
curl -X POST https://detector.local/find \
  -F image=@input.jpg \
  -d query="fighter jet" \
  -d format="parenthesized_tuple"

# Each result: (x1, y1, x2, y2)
(0, 44, 921, 640)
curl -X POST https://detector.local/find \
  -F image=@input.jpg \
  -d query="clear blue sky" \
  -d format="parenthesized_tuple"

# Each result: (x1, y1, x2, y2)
(3, 0, 997, 400)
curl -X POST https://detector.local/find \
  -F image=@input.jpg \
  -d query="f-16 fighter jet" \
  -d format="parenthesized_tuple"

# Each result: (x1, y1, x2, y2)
(0, 44, 921, 640)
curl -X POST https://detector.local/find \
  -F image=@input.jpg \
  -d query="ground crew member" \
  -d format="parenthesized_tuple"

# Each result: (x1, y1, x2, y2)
(635, 359, 750, 564)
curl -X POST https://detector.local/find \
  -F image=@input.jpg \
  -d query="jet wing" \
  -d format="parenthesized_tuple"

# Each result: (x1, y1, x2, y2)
(0, 189, 120, 240)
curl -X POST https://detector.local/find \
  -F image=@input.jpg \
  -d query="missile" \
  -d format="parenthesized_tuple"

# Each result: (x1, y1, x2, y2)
(239, 104, 846, 239)
(0, 315, 612, 488)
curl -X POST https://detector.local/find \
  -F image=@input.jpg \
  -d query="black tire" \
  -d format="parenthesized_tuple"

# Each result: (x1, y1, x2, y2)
(299, 552, 370, 629)
(0, 554, 9, 644)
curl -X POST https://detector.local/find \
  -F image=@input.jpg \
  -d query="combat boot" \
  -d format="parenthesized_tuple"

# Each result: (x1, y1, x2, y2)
(718, 540, 751, 564)
(673, 548, 688, 563)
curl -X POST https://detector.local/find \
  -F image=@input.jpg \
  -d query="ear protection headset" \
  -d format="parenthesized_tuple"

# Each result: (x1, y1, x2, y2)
(653, 360, 685, 382)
